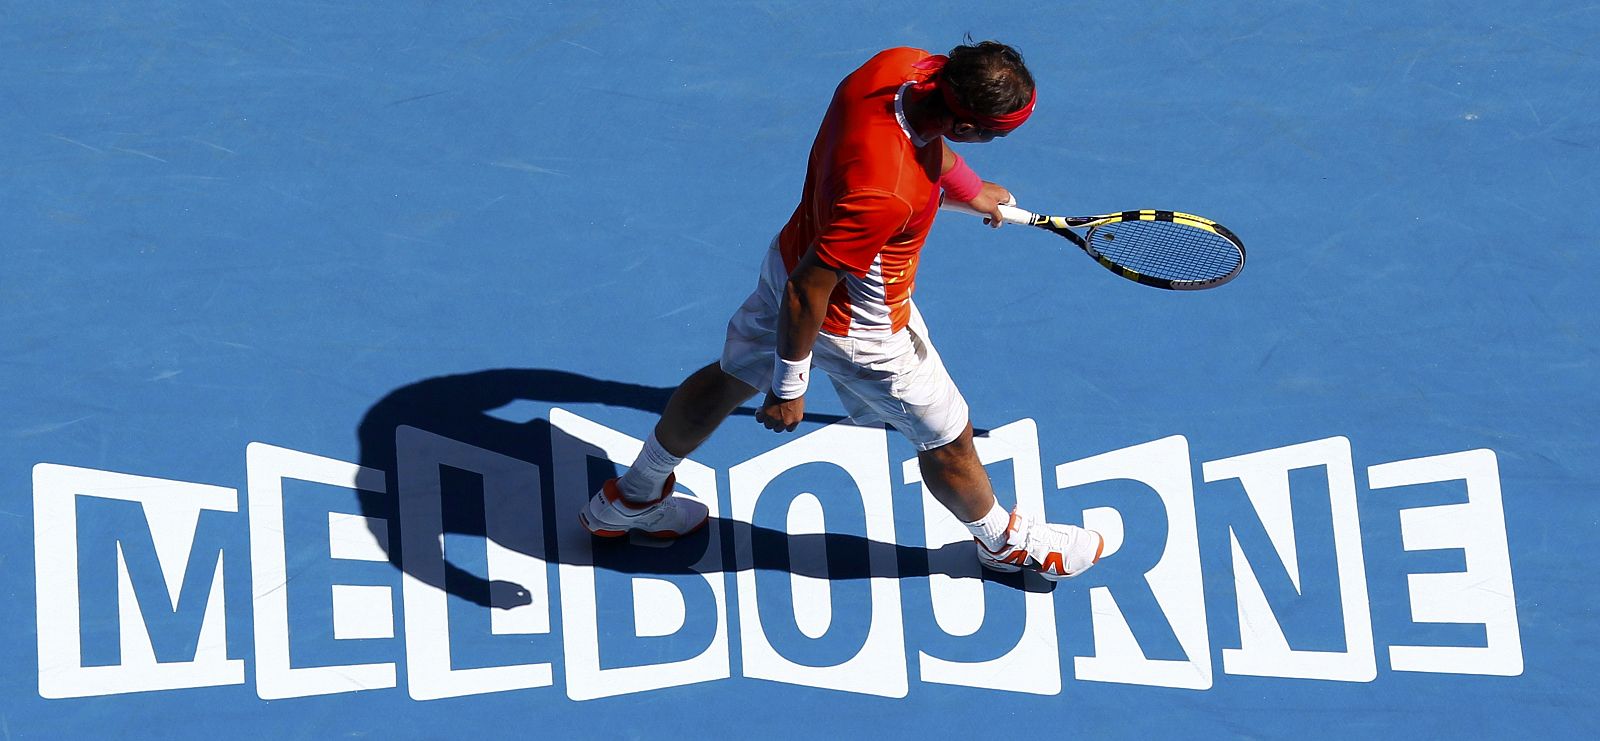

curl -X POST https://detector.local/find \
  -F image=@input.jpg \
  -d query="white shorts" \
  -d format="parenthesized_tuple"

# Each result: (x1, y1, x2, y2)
(719, 242, 971, 451)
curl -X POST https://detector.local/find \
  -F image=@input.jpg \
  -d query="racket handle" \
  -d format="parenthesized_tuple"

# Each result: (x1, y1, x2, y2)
(938, 195, 1036, 225)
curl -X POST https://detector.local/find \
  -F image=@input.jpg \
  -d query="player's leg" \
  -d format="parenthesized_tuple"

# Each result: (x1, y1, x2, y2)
(653, 362, 760, 457)
(611, 361, 755, 504)
(582, 240, 781, 538)
(915, 421, 1103, 581)
(913, 420, 997, 521)
(580, 361, 756, 538)
(821, 304, 1104, 580)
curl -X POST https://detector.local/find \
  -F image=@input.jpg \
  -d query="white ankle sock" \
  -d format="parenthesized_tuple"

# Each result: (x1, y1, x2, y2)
(963, 501, 1011, 551)
(617, 431, 682, 503)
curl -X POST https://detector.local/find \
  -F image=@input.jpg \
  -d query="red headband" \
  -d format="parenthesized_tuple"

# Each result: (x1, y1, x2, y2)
(911, 54, 1036, 132)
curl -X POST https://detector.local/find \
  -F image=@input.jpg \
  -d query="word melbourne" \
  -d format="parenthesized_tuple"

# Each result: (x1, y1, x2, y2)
(32, 409, 1522, 701)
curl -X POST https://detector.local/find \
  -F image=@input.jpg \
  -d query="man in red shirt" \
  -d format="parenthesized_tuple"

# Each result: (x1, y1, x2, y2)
(581, 41, 1103, 581)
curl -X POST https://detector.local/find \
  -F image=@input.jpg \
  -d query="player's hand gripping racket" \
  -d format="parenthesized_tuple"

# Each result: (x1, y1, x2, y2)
(941, 198, 1246, 290)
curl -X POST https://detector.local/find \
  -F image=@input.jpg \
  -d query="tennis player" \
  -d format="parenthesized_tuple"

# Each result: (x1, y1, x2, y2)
(581, 41, 1103, 581)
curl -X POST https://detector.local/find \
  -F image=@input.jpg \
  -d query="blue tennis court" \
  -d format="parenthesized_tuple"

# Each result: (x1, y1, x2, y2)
(4, 1, 1596, 737)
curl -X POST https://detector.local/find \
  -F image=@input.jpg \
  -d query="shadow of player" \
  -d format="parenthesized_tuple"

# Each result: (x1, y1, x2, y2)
(354, 367, 1050, 611)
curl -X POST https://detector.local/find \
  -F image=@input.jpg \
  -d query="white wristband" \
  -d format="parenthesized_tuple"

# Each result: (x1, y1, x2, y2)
(772, 353, 812, 400)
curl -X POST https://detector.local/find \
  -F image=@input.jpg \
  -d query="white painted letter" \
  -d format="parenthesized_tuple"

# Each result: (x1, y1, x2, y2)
(1369, 449, 1522, 676)
(246, 443, 397, 699)
(728, 423, 906, 698)
(549, 409, 729, 701)
(396, 426, 552, 700)
(1059, 435, 1212, 690)
(906, 419, 1061, 695)
(1203, 437, 1376, 682)
(34, 464, 243, 698)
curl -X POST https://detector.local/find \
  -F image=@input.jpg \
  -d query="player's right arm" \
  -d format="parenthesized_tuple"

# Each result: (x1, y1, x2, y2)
(755, 249, 844, 432)
(755, 188, 910, 433)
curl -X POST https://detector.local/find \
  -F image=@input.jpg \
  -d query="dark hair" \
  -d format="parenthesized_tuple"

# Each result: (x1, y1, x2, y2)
(940, 40, 1034, 117)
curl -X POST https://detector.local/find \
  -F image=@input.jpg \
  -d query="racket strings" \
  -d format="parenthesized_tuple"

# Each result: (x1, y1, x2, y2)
(1090, 220, 1241, 282)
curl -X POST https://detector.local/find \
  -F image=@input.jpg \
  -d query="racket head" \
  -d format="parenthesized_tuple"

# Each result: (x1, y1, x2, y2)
(1069, 211, 1245, 290)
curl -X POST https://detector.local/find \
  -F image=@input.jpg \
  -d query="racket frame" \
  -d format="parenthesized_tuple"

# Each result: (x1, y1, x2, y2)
(942, 201, 1246, 290)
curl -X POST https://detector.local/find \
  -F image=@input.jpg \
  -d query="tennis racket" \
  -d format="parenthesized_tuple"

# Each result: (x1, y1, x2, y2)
(940, 198, 1246, 290)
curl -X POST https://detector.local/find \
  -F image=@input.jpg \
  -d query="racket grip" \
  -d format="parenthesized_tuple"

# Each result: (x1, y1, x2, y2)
(937, 195, 1036, 225)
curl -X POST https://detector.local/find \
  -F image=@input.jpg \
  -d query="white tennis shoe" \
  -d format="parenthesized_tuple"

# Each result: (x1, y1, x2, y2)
(975, 508, 1103, 580)
(579, 474, 709, 538)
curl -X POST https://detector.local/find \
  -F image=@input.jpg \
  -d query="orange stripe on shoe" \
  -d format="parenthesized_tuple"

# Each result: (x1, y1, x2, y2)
(601, 478, 625, 505)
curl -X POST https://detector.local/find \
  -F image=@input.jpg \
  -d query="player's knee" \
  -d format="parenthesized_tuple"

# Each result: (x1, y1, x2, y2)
(686, 364, 750, 401)
(919, 424, 979, 468)
(674, 364, 754, 423)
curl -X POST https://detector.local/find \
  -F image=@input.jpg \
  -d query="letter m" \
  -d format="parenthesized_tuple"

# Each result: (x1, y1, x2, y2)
(33, 464, 244, 698)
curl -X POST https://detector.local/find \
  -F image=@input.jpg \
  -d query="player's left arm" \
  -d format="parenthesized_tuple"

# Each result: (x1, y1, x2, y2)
(938, 140, 1011, 228)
